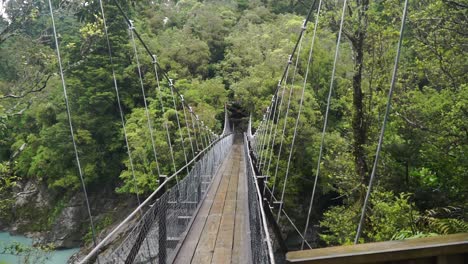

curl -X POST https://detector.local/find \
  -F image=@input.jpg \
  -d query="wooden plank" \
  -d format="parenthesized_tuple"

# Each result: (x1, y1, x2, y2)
(232, 150, 252, 264)
(173, 147, 233, 264)
(286, 233, 468, 264)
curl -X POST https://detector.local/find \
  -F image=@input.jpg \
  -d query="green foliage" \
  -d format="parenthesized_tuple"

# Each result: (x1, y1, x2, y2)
(0, 241, 54, 264)
(0, 0, 466, 249)
(320, 191, 420, 245)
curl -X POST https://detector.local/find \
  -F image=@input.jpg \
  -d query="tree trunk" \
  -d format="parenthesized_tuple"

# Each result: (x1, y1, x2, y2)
(349, 1, 370, 184)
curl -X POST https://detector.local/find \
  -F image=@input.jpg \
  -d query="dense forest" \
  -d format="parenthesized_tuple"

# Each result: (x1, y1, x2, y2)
(0, 0, 466, 257)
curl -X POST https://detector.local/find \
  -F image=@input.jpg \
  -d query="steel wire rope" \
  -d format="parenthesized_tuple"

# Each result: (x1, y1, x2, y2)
(276, 19, 309, 222)
(128, 23, 162, 180)
(151, 55, 178, 175)
(97, 0, 141, 205)
(180, 95, 196, 158)
(189, 107, 201, 152)
(97, 4, 155, 260)
(258, 107, 272, 170)
(260, 96, 279, 174)
(274, 0, 322, 249)
(46, 0, 97, 246)
(111, 0, 216, 142)
(299, 0, 348, 248)
(169, 79, 190, 175)
(271, 24, 307, 210)
(354, 0, 409, 244)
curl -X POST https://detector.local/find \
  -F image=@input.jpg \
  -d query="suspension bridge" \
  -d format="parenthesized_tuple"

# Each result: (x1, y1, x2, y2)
(36, 0, 468, 263)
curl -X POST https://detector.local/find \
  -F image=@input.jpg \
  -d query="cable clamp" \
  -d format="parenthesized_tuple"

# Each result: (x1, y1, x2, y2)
(152, 54, 157, 64)
(180, 94, 184, 101)
(301, 19, 307, 31)
(128, 20, 135, 30)
(169, 79, 174, 87)
(288, 55, 293, 64)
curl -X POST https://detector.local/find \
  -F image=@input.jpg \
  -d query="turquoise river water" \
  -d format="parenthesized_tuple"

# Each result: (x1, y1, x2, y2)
(0, 232, 78, 264)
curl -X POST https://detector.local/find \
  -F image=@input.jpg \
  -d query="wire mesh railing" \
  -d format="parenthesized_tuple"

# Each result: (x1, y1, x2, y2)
(80, 134, 234, 264)
(244, 133, 275, 264)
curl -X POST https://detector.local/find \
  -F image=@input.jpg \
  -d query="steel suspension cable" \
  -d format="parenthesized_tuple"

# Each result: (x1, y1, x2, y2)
(266, 79, 289, 176)
(97, 0, 141, 204)
(47, 0, 97, 245)
(280, 0, 321, 249)
(276, 20, 308, 222)
(180, 95, 196, 158)
(129, 24, 161, 179)
(272, 25, 307, 207)
(111, 0, 216, 140)
(354, 0, 409, 244)
(258, 107, 272, 169)
(189, 107, 201, 152)
(260, 96, 279, 171)
(260, 96, 278, 173)
(300, 0, 347, 248)
(169, 80, 190, 174)
(151, 56, 178, 174)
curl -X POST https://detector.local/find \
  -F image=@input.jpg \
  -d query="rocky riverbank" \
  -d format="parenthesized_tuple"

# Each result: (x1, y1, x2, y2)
(0, 179, 137, 251)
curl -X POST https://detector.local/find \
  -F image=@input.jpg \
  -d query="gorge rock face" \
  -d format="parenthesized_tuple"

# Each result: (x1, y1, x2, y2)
(43, 195, 87, 249)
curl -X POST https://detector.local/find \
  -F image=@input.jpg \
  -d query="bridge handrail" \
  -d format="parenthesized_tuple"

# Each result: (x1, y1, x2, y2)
(79, 133, 232, 263)
(286, 233, 468, 264)
(244, 133, 276, 264)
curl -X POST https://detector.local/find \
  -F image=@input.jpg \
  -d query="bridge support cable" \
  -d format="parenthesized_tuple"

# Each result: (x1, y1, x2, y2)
(258, 107, 272, 170)
(297, 0, 325, 250)
(296, 0, 348, 249)
(276, 19, 311, 222)
(260, 96, 278, 173)
(97, 2, 155, 260)
(46, 0, 98, 247)
(169, 79, 190, 175)
(266, 80, 288, 178)
(151, 55, 178, 175)
(111, 0, 216, 144)
(244, 134, 276, 264)
(180, 95, 196, 159)
(128, 22, 162, 179)
(97, 0, 142, 206)
(80, 134, 234, 263)
(189, 107, 201, 152)
(272, 26, 306, 210)
(354, 0, 409, 244)
(260, 95, 279, 173)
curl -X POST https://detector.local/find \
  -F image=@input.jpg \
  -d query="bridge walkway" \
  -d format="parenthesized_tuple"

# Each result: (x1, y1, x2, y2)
(174, 139, 252, 264)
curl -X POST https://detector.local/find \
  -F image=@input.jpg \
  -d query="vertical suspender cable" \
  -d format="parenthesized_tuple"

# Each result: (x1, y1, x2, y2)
(272, 27, 306, 203)
(97, 12, 156, 259)
(97, 0, 140, 204)
(258, 106, 272, 169)
(47, 0, 97, 245)
(286, 0, 321, 249)
(301, 0, 347, 247)
(354, 0, 408, 244)
(180, 96, 196, 159)
(151, 56, 178, 174)
(129, 24, 161, 179)
(189, 107, 201, 152)
(169, 80, 190, 174)
(260, 96, 278, 173)
(266, 80, 288, 176)
(276, 19, 309, 222)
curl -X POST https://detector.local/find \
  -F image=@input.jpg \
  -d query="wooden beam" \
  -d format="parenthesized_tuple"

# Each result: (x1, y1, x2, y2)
(287, 233, 468, 264)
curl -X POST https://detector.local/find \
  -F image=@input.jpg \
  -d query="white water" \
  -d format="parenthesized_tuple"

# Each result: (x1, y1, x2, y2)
(0, 232, 78, 264)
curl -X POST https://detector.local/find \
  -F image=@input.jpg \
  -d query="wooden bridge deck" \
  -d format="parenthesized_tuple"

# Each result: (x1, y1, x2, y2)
(173, 141, 252, 264)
